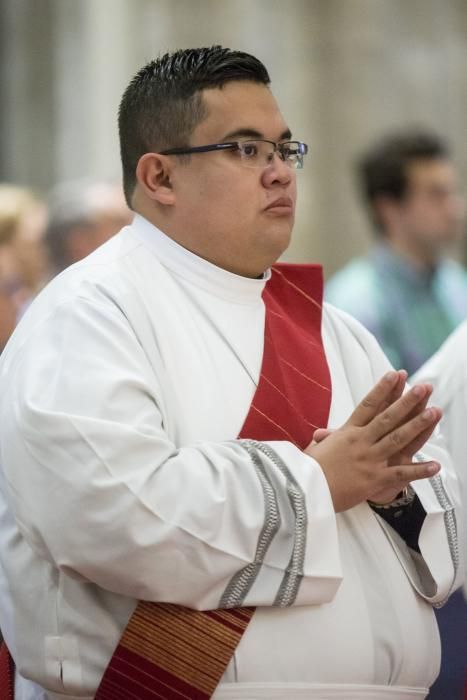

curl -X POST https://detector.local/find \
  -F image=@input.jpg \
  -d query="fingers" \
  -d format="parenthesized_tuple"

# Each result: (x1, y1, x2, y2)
(313, 428, 332, 443)
(376, 382, 434, 463)
(366, 382, 433, 442)
(347, 370, 406, 427)
(375, 406, 442, 459)
(383, 370, 408, 413)
(377, 459, 440, 493)
(390, 422, 439, 465)
(394, 383, 433, 429)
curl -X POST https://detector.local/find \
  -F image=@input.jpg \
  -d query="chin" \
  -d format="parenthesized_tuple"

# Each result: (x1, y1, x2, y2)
(243, 223, 293, 274)
(269, 223, 294, 256)
(258, 242, 291, 275)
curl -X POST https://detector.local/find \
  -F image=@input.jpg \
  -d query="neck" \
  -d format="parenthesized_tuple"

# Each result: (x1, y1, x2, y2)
(133, 208, 276, 279)
(386, 234, 439, 270)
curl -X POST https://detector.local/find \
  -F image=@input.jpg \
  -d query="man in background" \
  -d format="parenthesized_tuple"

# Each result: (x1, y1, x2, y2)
(327, 129, 467, 700)
(326, 128, 467, 375)
(45, 178, 132, 275)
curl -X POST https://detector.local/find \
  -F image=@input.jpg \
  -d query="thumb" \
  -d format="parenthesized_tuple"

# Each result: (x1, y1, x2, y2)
(313, 428, 333, 443)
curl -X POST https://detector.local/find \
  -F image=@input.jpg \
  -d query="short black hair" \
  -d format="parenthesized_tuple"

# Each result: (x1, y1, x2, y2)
(357, 128, 451, 233)
(118, 46, 270, 207)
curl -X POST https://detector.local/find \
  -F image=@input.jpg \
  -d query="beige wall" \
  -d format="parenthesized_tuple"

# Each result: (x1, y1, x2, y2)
(1, 0, 467, 276)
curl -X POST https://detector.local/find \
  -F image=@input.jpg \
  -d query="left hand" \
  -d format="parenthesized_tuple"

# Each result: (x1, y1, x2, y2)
(312, 372, 439, 505)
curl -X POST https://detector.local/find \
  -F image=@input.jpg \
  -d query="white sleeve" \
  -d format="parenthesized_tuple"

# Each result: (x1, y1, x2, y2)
(1, 296, 342, 611)
(412, 322, 467, 597)
(326, 305, 462, 603)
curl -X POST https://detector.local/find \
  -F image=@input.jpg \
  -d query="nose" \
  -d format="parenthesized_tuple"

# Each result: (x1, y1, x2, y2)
(261, 152, 294, 187)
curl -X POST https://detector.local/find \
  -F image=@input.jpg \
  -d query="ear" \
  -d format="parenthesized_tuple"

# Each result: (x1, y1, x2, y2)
(374, 195, 401, 231)
(135, 153, 175, 206)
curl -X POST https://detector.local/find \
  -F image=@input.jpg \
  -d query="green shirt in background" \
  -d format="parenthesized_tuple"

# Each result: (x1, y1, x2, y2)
(325, 242, 467, 375)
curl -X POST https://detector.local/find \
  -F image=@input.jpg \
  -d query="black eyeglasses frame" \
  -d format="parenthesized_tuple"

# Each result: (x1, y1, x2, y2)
(159, 139, 308, 163)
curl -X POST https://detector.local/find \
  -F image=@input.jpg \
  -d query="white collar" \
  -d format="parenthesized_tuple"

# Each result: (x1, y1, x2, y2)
(129, 214, 270, 305)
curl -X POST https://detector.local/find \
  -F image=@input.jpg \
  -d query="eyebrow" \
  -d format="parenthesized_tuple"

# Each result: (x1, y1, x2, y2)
(221, 127, 293, 142)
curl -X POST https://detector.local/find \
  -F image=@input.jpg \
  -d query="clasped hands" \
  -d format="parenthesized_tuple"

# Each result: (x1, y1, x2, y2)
(305, 370, 441, 513)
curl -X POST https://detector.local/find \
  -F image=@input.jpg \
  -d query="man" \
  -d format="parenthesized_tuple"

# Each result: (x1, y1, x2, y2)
(44, 178, 132, 275)
(412, 324, 467, 699)
(326, 128, 467, 699)
(0, 47, 461, 700)
(326, 129, 467, 375)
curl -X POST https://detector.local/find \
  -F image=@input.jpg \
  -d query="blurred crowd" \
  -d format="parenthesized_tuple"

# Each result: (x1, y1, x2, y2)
(0, 179, 132, 353)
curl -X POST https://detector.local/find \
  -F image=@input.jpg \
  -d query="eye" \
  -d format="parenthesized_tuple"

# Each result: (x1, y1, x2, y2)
(240, 142, 259, 158)
(281, 143, 297, 160)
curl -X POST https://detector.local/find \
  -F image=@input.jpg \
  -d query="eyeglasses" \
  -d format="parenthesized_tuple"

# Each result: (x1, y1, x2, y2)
(160, 140, 308, 169)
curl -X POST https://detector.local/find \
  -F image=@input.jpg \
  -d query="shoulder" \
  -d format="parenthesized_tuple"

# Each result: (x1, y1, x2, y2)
(326, 257, 375, 297)
(438, 257, 467, 278)
(0, 227, 157, 367)
(413, 320, 467, 401)
(323, 302, 391, 366)
(434, 258, 467, 322)
(323, 302, 380, 346)
(325, 256, 380, 326)
(436, 258, 467, 296)
(321, 303, 394, 401)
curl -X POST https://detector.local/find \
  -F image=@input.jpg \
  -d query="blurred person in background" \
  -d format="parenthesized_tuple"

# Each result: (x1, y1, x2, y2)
(327, 130, 467, 699)
(412, 325, 467, 700)
(326, 128, 467, 376)
(0, 291, 16, 352)
(45, 178, 132, 275)
(0, 185, 48, 351)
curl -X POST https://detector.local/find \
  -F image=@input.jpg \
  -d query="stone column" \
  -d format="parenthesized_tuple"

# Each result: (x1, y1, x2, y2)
(0, 0, 55, 191)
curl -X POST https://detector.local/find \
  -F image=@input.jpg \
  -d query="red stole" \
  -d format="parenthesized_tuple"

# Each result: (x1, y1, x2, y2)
(242, 264, 331, 449)
(0, 644, 13, 700)
(0, 263, 332, 700)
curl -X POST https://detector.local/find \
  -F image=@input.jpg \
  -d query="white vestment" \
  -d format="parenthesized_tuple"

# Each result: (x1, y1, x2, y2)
(0, 215, 460, 700)
(412, 321, 467, 592)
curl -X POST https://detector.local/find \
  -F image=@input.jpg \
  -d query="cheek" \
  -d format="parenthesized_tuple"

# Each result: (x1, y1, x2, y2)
(203, 179, 259, 220)
(290, 179, 298, 205)
(405, 204, 431, 231)
(422, 206, 448, 229)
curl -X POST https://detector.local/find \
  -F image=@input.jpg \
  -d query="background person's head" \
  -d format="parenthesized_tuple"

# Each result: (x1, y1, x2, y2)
(118, 46, 305, 278)
(0, 184, 48, 298)
(358, 128, 463, 265)
(45, 179, 132, 274)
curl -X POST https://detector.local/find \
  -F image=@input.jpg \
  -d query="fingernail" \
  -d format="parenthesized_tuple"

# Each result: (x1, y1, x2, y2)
(413, 385, 425, 398)
(384, 371, 397, 383)
(422, 407, 434, 420)
(428, 462, 440, 474)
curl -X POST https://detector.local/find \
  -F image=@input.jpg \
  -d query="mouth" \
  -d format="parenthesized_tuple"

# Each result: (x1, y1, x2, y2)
(264, 196, 295, 216)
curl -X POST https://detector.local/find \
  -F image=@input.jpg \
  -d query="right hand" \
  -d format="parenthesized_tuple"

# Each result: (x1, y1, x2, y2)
(305, 370, 442, 512)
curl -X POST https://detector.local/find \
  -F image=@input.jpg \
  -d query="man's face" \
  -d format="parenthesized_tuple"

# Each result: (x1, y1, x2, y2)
(168, 81, 298, 277)
(397, 158, 463, 255)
